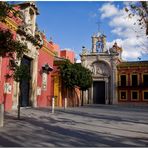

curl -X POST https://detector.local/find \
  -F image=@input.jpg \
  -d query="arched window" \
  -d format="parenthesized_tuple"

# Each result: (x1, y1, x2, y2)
(96, 41, 103, 53)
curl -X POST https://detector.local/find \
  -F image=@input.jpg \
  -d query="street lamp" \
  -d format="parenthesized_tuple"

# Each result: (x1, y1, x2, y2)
(42, 63, 53, 74)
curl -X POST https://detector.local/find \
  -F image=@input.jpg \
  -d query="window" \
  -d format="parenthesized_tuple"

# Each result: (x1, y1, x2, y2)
(131, 91, 138, 100)
(143, 74, 148, 87)
(143, 91, 148, 100)
(120, 91, 127, 100)
(131, 75, 138, 86)
(120, 75, 126, 86)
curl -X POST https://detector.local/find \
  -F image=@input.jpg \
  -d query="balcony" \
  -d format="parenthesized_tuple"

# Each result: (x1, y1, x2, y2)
(118, 81, 148, 88)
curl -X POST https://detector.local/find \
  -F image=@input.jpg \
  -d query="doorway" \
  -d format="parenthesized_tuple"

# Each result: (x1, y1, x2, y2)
(93, 81, 105, 104)
(20, 56, 31, 107)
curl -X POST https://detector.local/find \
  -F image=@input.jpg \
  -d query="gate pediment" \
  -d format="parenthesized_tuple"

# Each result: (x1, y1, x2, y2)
(87, 60, 111, 77)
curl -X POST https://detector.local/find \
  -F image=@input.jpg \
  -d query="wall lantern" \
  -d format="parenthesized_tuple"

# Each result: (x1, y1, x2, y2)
(42, 63, 53, 74)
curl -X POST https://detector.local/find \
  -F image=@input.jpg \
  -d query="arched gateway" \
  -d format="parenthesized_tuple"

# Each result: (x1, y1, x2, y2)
(80, 32, 122, 105)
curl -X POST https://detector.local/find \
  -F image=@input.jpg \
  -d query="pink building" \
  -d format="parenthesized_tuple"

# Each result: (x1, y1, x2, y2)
(0, 2, 76, 111)
(60, 50, 75, 63)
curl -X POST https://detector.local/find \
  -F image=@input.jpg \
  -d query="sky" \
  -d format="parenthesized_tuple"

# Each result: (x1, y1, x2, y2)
(33, 1, 147, 61)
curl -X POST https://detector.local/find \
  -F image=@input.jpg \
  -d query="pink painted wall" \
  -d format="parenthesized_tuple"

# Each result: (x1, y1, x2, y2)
(0, 57, 13, 111)
(49, 41, 60, 56)
(0, 22, 18, 111)
(37, 39, 55, 107)
(60, 50, 75, 63)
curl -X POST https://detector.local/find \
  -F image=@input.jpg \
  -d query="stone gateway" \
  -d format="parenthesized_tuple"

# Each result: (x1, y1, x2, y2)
(80, 32, 122, 105)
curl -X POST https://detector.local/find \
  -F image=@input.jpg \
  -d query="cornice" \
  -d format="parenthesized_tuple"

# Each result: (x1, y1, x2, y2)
(5, 17, 18, 31)
(42, 46, 56, 57)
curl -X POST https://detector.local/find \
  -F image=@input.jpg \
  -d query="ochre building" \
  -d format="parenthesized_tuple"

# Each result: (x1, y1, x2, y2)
(117, 61, 148, 103)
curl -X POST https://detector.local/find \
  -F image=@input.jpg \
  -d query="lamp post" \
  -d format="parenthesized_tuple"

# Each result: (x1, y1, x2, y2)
(42, 63, 53, 74)
(51, 97, 55, 113)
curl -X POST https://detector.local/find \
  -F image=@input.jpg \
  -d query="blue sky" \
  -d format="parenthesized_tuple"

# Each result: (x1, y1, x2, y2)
(14, 1, 148, 61)
(36, 1, 107, 58)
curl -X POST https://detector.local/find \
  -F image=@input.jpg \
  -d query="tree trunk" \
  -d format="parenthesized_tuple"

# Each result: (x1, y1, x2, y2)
(17, 83, 21, 120)
(81, 90, 84, 106)
(87, 89, 89, 104)
(66, 87, 68, 106)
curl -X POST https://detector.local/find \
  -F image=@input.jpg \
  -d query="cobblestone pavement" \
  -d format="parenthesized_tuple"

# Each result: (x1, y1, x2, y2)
(0, 104, 148, 147)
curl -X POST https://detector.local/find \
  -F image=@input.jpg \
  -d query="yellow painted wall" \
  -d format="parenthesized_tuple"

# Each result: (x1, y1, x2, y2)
(54, 76, 62, 107)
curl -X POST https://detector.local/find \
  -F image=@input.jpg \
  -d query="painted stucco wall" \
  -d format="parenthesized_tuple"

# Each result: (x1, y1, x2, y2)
(37, 42, 54, 107)
(60, 50, 75, 63)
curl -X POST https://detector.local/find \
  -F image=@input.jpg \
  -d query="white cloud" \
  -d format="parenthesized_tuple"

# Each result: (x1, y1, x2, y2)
(76, 59, 81, 63)
(99, 2, 148, 60)
(99, 3, 119, 19)
(61, 48, 74, 51)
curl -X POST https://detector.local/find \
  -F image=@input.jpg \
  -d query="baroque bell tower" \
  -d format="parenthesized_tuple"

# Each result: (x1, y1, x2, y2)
(80, 29, 121, 105)
(92, 33, 107, 53)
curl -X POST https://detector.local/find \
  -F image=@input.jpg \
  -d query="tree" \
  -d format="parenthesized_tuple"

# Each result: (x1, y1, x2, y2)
(59, 60, 92, 106)
(125, 1, 148, 37)
(73, 63, 92, 106)
(58, 60, 74, 99)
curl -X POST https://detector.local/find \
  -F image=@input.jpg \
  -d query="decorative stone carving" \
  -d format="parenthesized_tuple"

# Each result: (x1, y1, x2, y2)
(82, 47, 88, 56)
(87, 61, 110, 77)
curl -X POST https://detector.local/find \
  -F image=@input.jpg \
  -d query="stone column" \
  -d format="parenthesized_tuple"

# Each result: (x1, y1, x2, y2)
(84, 90, 88, 104)
(90, 84, 94, 104)
(92, 36, 97, 53)
(105, 79, 109, 104)
(102, 35, 107, 52)
(12, 82, 19, 110)
(31, 51, 38, 107)
(0, 104, 4, 127)
(112, 59, 118, 104)
(88, 87, 91, 104)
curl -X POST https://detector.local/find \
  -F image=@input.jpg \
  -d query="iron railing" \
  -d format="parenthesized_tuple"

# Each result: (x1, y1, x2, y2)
(118, 81, 148, 88)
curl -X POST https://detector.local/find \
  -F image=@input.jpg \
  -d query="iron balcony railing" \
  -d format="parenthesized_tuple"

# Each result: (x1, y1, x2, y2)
(118, 81, 148, 87)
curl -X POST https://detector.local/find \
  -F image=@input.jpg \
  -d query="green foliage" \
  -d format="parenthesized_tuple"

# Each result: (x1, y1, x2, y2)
(0, 2, 28, 59)
(59, 60, 74, 88)
(125, 1, 148, 36)
(6, 59, 31, 82)
(13, 64, 31, 82)
(0, 28, 30, 82)
(59, 60, 92, 91)
(0, 29, 28, 59)
(74, 63, 92, 91)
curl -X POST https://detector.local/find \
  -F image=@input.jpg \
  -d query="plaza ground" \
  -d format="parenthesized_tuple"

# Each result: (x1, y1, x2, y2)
(0, 104, 148, 147)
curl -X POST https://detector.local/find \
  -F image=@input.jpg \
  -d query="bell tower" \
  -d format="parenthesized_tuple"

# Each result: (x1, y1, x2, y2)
(91, 32, 107, 53)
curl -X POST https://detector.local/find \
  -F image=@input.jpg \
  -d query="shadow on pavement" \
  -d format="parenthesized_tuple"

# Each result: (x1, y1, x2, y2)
(0, 108, 147, 147)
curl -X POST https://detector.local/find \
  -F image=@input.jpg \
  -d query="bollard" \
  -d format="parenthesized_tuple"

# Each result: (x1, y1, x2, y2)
(64, 98, 67, 109)
(51, 97, 55, 113)
(0, 104, 4, 127)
